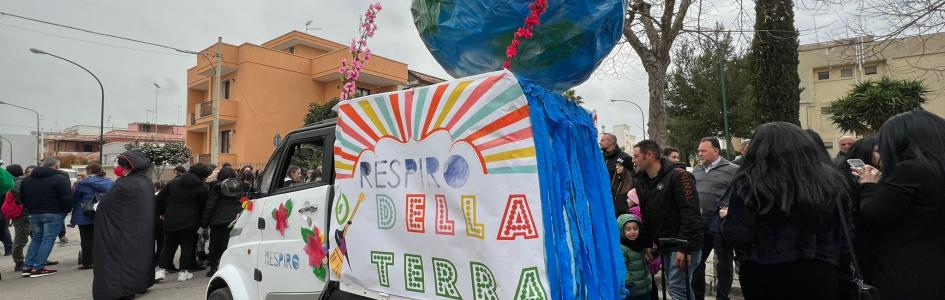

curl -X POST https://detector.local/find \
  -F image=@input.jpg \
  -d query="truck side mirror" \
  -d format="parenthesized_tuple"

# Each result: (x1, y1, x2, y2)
(220, 178, 245, 198)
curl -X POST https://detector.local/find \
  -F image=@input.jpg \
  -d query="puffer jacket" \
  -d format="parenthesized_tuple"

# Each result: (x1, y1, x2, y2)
(71, 175, 114, 225)
(618, 214, 652, 297)
(202, 182, 242, 227)
(156, 172, 208, 231)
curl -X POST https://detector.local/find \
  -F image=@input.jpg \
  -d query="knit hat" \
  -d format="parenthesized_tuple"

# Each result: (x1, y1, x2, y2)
(616, 157, 633, 170)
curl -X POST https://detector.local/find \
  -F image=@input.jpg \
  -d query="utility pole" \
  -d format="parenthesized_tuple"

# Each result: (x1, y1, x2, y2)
(211, 37, 222, 165)
(720, 62, 733, 159)
(153, 83, 161, 126)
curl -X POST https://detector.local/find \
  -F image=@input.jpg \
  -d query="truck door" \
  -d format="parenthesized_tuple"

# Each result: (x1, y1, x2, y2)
(255, 128, 334, 300)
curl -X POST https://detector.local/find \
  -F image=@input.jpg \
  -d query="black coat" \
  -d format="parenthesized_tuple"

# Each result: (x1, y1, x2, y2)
(93, 150, 155, 299)
(721, 177, 850, 266)
(156, 172, 208, 232)
(202, 182, 242, 226)
(632, 158, 703, 252)
(19, 167, 72, 215)
(859, 160, 945, 299)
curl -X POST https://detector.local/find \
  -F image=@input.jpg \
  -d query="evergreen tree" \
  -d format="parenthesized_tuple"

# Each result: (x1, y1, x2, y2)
(304, 98, 341, 125)
(666, 30, 756, 161)
(749, 0, 801, 125)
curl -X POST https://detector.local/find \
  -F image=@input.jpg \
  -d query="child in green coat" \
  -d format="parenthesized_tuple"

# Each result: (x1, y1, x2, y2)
(619, 213, 653, 300)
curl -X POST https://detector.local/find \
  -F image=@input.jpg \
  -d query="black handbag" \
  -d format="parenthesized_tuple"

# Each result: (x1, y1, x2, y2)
(82, 193, 106, 217)
(835, 195, 881, 300)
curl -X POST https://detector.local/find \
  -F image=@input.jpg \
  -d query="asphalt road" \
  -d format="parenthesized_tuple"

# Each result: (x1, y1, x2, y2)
(0, 225, 209, 300)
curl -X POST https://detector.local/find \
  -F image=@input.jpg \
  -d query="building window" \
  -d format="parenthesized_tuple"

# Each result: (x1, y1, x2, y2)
(355, 87, 371, 98)
(83, 144, 94, 152)
(287, 46, 295, 54)
(220, 130, 232, 154)
(817, 71, 830, 80)
(140, 124, 153, 132)
(223, 80, 231, 99)
(841, 68, 853, 78)
(864, 65, 877, 75)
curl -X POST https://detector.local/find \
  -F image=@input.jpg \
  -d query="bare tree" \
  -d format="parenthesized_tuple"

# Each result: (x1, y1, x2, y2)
(624, 0, 694, 146)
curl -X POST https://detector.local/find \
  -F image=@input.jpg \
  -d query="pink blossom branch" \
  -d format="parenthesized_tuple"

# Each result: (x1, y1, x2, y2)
(339, 2, 383, 100)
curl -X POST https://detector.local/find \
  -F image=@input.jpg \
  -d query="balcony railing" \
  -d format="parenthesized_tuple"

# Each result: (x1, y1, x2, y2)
(188, 113, 196, 125)
(200, 101, 213, 117)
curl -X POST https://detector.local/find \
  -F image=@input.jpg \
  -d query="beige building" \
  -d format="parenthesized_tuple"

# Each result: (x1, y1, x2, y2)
(613, 124, 638, 152)
(798, 33, 945, 155)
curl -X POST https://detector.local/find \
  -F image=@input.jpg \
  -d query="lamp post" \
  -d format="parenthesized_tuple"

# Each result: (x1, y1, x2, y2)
(30, 48, 105, 163)
(0, 136, 13, 163)
(153, 82, 161, 126)
(609, 99, 647, 140)
(0, 100, 42, 164)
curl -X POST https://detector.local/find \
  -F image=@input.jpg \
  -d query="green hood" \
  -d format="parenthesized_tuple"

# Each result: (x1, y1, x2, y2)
(617, 213, 641, 231)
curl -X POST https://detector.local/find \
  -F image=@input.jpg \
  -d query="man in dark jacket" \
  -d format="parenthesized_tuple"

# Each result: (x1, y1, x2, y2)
(94, 150, 156, 299)
(155, 163, 211, 282)
(631, 140, 703, 300)
(20, 157, 72, 278)
(600, 133, 631, 179)
(691, 138, 739, 300)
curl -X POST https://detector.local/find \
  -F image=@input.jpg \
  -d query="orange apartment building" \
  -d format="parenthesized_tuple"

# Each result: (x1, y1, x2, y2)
(186, 31, 442, 167)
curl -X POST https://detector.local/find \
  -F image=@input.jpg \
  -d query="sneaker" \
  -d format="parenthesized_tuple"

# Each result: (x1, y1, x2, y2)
(46, 260, 59, 266)
(78, 264, 94, 270)
(177, 270, 194, 282)
(154, 268, 166, 281)
(59, 236, 70, 243)
(14, 262, 23, 271)
(30, 268, 58, 278)
(21, 268, 32, 277)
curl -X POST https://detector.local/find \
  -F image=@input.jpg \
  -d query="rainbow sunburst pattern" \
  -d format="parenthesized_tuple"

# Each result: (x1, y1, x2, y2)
(333, 70, 537, 179)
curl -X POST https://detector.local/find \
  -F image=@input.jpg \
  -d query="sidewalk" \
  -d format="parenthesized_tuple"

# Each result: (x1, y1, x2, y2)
(0, 225, 209, 299)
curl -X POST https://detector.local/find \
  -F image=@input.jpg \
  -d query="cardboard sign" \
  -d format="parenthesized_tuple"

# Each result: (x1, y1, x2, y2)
(331, 71, 550, 299)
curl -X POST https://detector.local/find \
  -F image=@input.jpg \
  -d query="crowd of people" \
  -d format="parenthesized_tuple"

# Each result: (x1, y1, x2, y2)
(1, 150, 254, 300)
(605, 110, 945, 300)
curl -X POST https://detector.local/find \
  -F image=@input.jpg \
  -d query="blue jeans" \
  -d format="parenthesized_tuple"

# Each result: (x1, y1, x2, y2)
(662, 249, 702, 300)
(25, 213, 64, 270)
(0, 212, 12, 253)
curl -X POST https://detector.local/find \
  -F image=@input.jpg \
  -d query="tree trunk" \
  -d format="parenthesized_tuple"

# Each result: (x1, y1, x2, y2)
(645, 64, 669, 146)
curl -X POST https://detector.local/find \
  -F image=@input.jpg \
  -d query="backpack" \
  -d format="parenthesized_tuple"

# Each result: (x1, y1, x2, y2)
(2, 191, 24, 220)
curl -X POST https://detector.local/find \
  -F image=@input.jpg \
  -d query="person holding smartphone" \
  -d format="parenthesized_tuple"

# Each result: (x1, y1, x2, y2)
(853, 111, 945, 299)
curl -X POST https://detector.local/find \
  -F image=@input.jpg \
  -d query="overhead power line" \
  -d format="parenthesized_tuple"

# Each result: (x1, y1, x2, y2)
(0, 10, 200, 55)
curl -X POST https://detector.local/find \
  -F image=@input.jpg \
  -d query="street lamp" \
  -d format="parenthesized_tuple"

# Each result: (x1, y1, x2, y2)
(0, 100, 42, 164)
(609, 99, 647, 140)
(152, 82, 161, 126)
(30, 48, 105, 163)
(0, 136, 13, 163)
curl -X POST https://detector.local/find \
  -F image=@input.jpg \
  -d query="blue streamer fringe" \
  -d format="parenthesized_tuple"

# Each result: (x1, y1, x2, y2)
(521, 79, 626, 300)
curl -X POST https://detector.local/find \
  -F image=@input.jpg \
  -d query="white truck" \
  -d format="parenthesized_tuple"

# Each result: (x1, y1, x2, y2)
(206, 71, 623, 300)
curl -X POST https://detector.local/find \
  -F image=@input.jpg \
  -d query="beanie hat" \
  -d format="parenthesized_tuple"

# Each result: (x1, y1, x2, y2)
(616, 157, 633, 170)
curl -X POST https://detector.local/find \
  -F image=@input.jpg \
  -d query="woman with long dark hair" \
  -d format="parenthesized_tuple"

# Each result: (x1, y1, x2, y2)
(71, 163, 113, 269)
(610, 157, 633, 217)
(853, 111, 945, 299)
(722, 122, 853, 299)
(202, 166, 241, 277)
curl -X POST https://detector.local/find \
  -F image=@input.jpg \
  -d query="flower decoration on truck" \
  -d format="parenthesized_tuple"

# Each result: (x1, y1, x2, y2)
(302, 226, 328, 281)
(272, 199, 293, 236)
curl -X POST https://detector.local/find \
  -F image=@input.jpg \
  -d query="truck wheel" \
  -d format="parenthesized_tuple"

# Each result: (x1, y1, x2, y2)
(208, 287, 233, 300)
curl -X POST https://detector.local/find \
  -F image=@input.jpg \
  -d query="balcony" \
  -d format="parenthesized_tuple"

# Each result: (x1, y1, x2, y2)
(187, 100, 238, 130)
(310, 49, 408, 86)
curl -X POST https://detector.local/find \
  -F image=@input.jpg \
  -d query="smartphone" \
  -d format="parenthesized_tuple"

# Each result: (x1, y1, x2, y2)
(847, 159, 866, 169)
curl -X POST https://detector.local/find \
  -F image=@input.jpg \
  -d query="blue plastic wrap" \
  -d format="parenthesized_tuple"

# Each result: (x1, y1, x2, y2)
(411, 0, 626, 92)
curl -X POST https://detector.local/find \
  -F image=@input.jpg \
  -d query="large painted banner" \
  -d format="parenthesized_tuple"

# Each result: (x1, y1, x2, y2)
(330, 70, 550, 299)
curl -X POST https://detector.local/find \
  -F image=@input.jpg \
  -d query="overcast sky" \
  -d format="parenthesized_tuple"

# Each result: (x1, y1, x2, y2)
(0, 0, 856, 139)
